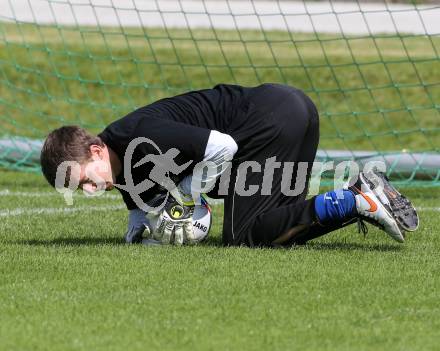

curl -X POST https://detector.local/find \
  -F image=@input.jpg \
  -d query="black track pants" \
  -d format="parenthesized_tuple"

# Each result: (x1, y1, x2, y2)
(211, 84, 324, 246)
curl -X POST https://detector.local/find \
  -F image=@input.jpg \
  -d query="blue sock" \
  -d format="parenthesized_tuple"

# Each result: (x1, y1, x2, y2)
(314, 189, 357, 224)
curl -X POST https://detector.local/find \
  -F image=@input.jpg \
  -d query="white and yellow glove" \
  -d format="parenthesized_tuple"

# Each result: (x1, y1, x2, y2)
(152, 194, 195, 245)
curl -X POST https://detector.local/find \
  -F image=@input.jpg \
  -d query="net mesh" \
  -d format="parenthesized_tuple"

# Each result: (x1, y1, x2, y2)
(0, 0, 439, 185)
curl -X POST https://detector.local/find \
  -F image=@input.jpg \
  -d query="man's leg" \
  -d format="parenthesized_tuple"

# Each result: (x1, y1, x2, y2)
(222, 84, 320, 246)
(221, 84, 414, 247)
(254, 192, 356, 246)
(252, 169, 418, 246)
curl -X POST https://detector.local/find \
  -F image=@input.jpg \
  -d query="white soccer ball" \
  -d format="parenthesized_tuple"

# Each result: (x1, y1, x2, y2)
(145, 195, 212, 243)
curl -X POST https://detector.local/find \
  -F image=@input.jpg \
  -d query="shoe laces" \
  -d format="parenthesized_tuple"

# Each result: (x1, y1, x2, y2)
(357, 218, 369, 237)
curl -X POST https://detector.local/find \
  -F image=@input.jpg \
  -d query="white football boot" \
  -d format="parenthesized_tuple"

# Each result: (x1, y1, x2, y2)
(367, 171, 419, 232)
(348, 171, 405, 243)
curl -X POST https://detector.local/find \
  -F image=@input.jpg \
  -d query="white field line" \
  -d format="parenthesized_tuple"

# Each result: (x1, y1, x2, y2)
(0, 204, 126, 217)
(0, 189, 227, 204)
(1, 205, 437, 218)
(1, 189, 434, 209)
(0, 190, 437, 218)
(0, 205, 438, 218)
(416, 207, 440, 212)
(0, 189, 121, 200)
(2, 206, 435, 220)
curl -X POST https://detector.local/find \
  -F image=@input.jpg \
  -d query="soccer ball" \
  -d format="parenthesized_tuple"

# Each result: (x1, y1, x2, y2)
(191, 196, 212, 242)
(145, 195, 212, 243)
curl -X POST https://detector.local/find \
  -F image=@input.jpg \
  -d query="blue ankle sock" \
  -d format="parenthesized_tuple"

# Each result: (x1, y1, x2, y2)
(314, 189, 357, 224)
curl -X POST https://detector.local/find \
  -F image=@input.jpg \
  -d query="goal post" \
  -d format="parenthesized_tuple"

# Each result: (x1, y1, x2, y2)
(0, 0, 439, 185)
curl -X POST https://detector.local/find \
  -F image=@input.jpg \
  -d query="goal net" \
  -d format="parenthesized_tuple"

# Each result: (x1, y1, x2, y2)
(1, 0, 439, 185)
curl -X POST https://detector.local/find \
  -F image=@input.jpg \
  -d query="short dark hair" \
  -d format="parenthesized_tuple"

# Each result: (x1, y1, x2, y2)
(40, 126, 104, 187)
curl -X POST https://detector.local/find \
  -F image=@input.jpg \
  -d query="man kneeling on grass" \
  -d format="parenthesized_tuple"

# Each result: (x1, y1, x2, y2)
(40, 83, 419, 247)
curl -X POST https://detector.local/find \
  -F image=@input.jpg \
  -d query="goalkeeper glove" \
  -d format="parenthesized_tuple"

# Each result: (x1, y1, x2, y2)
(124, 209, 150, 243)
(152, 194, 195, 245)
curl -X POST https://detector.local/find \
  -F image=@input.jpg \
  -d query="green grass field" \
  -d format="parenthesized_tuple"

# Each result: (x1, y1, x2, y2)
(1, 170, 439, 351)
(1, 18, 439, 350)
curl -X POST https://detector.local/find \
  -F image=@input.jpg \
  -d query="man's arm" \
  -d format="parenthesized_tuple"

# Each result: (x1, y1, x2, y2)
(124, 208, 150, 243)
(175, 130, 238, 202)
(124, 130, 238, 244)
(153, 130, 238, 245)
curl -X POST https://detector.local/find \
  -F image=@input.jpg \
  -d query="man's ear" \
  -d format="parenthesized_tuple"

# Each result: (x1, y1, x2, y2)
(89, 144, 104, 160)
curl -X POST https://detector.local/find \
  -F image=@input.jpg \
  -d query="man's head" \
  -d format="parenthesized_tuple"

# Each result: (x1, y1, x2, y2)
(40, 126, 115, 194)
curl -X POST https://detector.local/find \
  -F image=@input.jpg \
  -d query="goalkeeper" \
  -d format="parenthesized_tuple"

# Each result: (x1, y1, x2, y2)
(40, 83, 418, 246)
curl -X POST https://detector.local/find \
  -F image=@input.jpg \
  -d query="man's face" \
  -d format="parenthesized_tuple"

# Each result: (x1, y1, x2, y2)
(78, 145, 114, 195)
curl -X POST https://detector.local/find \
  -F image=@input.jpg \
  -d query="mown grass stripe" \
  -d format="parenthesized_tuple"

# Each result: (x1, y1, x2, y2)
(0, 189, 121, 199)
(0, 204, 125, 217)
